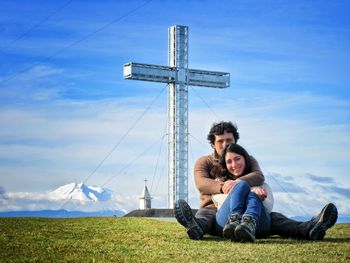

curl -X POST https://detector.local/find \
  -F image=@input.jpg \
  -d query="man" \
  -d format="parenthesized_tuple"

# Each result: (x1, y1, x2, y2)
(174, 121, 338, 240)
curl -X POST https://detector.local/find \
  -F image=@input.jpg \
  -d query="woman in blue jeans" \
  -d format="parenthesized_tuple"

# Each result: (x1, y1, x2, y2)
(215, 143, 271, 242)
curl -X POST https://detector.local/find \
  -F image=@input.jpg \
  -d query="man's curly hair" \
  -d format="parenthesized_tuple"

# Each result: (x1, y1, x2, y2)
(207, 121, 239, 145)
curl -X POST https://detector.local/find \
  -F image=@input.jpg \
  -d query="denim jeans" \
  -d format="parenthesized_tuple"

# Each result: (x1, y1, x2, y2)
(215, 180, 271, 237)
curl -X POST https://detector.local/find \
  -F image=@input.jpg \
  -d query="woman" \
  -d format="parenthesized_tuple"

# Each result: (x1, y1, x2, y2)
(215, 143, 271, 242)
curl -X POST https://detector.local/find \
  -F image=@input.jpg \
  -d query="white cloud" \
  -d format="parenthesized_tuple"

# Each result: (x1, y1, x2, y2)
(262, 171, 350, 218)
(0, 189, 133, 213)
(265, 173, 305, 194)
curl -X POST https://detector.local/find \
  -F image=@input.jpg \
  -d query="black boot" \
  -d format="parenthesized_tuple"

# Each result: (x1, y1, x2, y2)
(308, 203, 338, 240)
(270, 203, 338, 240)
(223, 213, 241, 241)
(234, 215, 257, 242)
(174, 199, 204, 240)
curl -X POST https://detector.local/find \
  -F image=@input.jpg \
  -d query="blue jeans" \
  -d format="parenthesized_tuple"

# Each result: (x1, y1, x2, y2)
(215, 180, 271, 237)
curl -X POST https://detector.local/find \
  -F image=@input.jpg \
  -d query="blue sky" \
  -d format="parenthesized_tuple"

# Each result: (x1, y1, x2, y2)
(0, 0, 349, 217)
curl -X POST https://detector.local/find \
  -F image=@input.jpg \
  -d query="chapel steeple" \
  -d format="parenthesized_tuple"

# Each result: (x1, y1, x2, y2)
(139, 179, 151, 209)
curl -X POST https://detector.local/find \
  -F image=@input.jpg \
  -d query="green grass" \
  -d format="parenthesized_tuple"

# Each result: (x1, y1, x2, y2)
(0, 217, 349, 262)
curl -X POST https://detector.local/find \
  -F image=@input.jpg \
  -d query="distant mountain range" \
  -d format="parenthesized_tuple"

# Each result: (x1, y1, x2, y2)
(0, 182, 125, 218)
(0, 209, 125, 218)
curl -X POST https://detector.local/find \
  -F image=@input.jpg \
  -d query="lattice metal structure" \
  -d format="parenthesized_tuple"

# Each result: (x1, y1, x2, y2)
(123, 25, 230, 208)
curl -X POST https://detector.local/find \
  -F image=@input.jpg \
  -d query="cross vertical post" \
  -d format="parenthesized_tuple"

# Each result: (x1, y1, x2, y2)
(123, 25, 230, 209)
(168, 26, 188, 208)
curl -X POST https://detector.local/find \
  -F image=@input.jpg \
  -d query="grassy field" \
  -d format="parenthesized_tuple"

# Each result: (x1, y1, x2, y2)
(0, 217, 349, 262)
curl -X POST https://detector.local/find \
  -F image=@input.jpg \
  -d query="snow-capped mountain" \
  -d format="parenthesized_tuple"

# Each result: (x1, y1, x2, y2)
(49, 183, 112, 203)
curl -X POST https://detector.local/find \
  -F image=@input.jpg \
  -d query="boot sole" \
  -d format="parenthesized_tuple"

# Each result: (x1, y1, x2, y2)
(309, 203, 338, 240)
(174, 200, 203, 240)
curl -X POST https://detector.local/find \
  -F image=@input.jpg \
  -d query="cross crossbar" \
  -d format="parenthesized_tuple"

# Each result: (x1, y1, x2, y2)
(124, 62, 230, 88)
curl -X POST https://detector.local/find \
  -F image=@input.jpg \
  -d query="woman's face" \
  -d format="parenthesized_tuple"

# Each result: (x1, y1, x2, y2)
(225, 151, 246, 177)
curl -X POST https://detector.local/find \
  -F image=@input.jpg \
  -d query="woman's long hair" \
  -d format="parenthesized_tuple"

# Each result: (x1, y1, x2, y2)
(219, 143, 252, 177)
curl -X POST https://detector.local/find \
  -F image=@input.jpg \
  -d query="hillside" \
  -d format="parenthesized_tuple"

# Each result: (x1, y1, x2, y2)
(0, 217, 349, 262)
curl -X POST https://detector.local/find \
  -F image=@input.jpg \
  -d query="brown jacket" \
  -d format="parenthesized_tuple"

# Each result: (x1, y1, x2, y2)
(194, 151, 264, 209)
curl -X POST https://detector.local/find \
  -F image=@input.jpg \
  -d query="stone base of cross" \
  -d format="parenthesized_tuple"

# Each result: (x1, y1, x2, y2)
(123, 25, 230, 208)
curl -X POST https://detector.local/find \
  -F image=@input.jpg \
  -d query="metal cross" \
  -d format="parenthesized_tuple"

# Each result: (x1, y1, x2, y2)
(123, 25, 230, 208)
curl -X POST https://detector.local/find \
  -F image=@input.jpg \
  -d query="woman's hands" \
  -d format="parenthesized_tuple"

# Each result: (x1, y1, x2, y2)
(251, 187, 267, 200)
(221, 179, 241, 194)
(218, 179, 268, 201)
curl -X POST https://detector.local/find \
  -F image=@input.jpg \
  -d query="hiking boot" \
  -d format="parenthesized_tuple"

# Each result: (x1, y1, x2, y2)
(308, 203, 338, 240)
(223, 213, 241, 241)
(174, 199, 204, 240)
(234, 215, 257, 242)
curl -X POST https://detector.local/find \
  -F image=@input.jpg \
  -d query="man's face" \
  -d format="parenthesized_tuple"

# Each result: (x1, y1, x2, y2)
(213, 131, 236, 156)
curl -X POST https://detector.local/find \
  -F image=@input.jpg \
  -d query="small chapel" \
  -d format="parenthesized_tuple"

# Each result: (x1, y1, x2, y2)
(139, 180, 151, 210)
